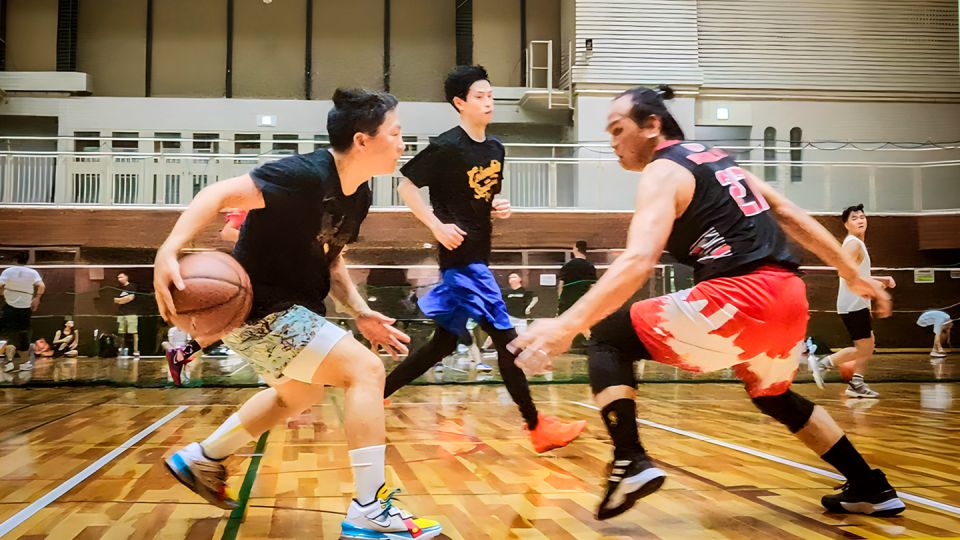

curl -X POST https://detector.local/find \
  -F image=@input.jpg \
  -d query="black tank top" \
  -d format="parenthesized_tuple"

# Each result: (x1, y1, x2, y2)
(655, 140, 798, 282)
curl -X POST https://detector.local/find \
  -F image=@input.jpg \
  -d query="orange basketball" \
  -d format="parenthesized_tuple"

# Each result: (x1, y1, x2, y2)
(838, 360, 856, 383)
(168, 251, 252, 341)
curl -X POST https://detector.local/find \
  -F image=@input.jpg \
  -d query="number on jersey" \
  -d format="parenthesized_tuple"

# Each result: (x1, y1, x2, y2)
(714, 166, 770, 216)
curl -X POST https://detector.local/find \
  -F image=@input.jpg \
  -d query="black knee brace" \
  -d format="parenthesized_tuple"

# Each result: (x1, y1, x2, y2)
(751, 390, 816, 433)
(588, 309, 649, 394)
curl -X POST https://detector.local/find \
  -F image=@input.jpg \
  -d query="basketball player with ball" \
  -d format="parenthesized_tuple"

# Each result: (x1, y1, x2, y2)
(153, 88, 442, 540)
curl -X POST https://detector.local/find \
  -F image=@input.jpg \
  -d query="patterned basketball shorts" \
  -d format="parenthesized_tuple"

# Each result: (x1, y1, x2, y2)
(630, 266, 809, 397)
(223, 305, 350, 383)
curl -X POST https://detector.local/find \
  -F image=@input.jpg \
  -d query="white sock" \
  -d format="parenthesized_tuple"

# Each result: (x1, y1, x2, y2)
(200, 413, 256, 460)
(349, 445, 386, 505)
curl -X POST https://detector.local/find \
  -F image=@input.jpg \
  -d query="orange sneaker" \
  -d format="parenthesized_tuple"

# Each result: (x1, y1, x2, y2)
(527, 414, 587, 453)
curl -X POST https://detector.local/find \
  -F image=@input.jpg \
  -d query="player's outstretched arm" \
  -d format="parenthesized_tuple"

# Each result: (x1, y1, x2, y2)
(328, 255, 410, 359)
(744, 171, 891, 317)
(154, 175, 264, 321)
(510, 160, 681, 372)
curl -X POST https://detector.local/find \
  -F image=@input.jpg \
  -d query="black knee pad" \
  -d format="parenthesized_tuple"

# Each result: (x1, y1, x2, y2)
(588, 343, 637, 394)
(751, 390, 816, 433)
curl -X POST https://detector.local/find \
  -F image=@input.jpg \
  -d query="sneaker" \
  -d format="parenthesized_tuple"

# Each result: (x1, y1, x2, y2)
(807, 353, 825, 389)
(475, 362, 493, 373)
(166, 348, 185, 386)
(597, 455, 667, 520)
(19, 361, 33, 371)
(930, 350, 947, 358)
(821, 470, 905, 516)
(3, 362, 13, 373)
(163, 442, 237, 510)
(433, 363, 444, 373)
(846, 381, 880, 398)
(526, 413, 587, 453)
(341, 484, 442, 540)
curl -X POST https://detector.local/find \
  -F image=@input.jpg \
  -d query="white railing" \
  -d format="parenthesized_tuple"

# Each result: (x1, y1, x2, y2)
(1, 137, 958, 212)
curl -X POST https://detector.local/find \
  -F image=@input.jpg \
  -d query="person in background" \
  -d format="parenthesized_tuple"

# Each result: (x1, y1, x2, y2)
(917, 310, 953, 358)
(0, 252, 45, 368)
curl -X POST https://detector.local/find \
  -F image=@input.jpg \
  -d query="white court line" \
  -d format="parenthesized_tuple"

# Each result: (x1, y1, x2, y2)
(0, 405, 188, 537)
(569, 401, 960, 517)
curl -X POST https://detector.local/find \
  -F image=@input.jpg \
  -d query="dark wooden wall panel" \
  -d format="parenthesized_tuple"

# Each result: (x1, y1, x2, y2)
(1, 208, 956, 267)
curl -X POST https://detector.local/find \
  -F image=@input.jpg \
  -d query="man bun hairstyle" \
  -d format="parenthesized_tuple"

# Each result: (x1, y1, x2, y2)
(328, 88, 399, 152)
(616, 84, 685, 140)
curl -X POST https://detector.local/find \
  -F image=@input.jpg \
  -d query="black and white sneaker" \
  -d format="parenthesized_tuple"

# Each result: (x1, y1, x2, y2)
(821, 470, 905, 516)
(596, 455, 666, 520)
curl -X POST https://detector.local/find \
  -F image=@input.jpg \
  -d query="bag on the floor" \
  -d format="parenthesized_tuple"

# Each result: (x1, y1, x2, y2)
(98, 333, 119, 358)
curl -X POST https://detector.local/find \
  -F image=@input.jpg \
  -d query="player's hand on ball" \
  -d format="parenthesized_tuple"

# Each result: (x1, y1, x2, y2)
(153, 247, 185, 322)
(431, 222, 467, 251)
(356, 310, 411, 360)
(509, 318, 576, 376)
(492, 198, 512, 219)
(847, 275, 892, 318)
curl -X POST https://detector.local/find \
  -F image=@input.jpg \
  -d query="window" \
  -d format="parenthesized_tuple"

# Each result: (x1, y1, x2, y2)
(193, 133, 219, 155)
(763, 127, 776, 183)
(235, 133, 261, 155)
(790, 127, 802, 183)
(271, 134, 299, 155)
(74, 131, 101, 153)
(154, 132, 181, 154)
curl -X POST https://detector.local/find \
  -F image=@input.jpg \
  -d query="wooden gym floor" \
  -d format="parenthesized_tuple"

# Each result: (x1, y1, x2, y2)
(1, 380, 959, 539)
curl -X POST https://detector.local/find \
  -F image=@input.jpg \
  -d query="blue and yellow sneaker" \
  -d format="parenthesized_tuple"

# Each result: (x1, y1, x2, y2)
(341, 484, 442, 539)
(163, 442, 238, 510)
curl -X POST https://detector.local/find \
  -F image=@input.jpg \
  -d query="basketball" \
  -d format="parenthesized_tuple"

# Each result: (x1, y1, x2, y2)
(168, 251, 252, 341)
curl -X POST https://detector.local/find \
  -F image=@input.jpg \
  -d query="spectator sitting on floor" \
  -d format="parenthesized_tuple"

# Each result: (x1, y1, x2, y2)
(52, 320, 79, 358)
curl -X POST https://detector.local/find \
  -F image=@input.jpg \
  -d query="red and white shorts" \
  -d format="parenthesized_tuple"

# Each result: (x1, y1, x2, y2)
(631, 266, 808, 397)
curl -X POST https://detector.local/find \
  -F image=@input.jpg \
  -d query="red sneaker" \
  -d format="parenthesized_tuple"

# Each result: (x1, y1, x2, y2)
(166, 347, 185, 386)
(527, 414, 587, 453)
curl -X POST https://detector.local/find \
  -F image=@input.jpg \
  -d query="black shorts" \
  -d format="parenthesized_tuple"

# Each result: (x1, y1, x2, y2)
(0, 304, 31, 332)
(840, 308, 873, 342)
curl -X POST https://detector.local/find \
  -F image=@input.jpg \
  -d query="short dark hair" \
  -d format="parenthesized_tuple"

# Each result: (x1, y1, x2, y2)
(327, 88, 399, 152)
(616, 85, 685, 140)
(841, 203, 865, 223)
(444, 65, 489, 111)
(118, 271, 128, 279)
(575, 240, 588, 254)
(13, 252, 29, 265)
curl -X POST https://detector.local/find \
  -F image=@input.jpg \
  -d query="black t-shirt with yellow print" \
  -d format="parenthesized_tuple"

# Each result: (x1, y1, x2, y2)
(401, 126, 504, 270)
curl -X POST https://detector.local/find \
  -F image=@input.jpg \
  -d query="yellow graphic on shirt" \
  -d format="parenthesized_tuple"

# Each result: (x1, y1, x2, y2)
(467, 160, 502, 202)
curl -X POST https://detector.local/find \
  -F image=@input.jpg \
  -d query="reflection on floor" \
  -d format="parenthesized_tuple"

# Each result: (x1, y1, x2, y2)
(2, 349, 957, 387)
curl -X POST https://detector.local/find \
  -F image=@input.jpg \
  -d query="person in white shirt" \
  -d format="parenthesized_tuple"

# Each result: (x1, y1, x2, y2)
(810, 205, 895, 398)
(0, 252, 45, 361)
(917, 310, 953, 358)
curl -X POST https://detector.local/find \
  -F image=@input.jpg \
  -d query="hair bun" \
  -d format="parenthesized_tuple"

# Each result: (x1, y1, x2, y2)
(656, 85, 676, 101)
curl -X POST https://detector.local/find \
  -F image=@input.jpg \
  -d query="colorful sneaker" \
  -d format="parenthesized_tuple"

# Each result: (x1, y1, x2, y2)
(807, 353, 825, 389)
(341, 485, 442, 540)
(821, 470, 905, 516)
(846, 381, 880, 399)
(166, 347, 185, 386)
(597, 454, 666, 520)
(527, 413, 587, 453)
(163, 442, 237, 510)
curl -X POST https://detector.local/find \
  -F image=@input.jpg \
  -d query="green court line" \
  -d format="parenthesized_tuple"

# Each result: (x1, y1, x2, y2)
(221, 431, 269, 540)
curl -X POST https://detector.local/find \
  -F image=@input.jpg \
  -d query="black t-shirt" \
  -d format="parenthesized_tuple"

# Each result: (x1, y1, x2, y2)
(118, 283, 137, 315)
(400, 126, 504, 270)
(235, 149, 371, 319)
(655, 141, 798, 282)
(558, 258, 597, 286)
(503, 286, 536, 319)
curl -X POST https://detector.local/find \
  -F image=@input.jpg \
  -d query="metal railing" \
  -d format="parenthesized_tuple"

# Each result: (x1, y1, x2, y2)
(1, 136, 958, 212)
